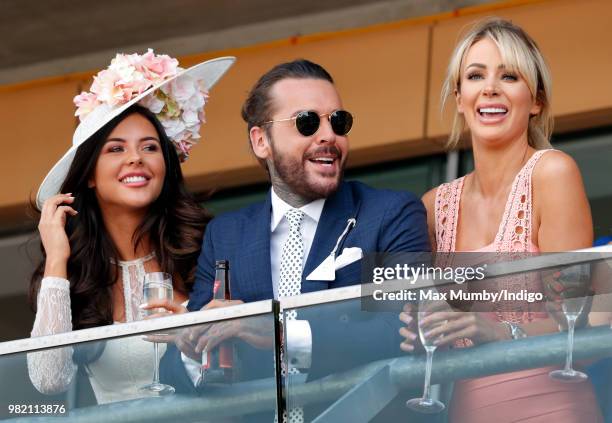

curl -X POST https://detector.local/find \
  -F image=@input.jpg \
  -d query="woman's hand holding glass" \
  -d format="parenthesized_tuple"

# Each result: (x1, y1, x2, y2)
(138, 298, 188, 345)
(418, 310, 510, 347)
(399, 303, 418, 352)
(400, 293, 511, 352)
(139, 298, 188, 318)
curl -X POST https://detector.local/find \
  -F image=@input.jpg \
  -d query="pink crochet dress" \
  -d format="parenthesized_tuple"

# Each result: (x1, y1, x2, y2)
(435, 150, 602, 423)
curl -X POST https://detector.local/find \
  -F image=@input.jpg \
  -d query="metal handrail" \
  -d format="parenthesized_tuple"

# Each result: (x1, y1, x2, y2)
(0, 300, 276, 356)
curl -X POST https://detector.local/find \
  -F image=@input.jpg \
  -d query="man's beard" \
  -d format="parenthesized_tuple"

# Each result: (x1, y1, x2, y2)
(268, 137, 345, 202)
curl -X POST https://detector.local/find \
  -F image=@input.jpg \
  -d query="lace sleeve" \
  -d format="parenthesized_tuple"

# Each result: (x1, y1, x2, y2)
(27, 277, 77, 395)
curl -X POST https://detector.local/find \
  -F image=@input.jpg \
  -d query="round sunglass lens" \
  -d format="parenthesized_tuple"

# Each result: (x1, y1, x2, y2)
(295, 111, 320, 136)
(330, 110, 353, 136)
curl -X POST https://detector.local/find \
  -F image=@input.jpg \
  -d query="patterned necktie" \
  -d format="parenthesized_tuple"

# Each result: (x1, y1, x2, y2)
(278, 208, 305, 423)
(279, 208, 305, 301)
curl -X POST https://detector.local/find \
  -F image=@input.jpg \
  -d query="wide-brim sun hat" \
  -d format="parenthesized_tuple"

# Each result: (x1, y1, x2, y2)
(36, 51, 235, 209)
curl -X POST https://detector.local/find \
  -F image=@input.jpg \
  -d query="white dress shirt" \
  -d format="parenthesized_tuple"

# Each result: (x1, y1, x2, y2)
(183, 189, 326, 386)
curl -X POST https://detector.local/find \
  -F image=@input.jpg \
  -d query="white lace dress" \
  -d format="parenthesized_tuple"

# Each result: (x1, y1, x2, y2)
(27, 253, 169, 404)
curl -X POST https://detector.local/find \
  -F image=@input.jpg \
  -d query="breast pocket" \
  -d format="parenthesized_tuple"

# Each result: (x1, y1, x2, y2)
(333, 259, 364, 287)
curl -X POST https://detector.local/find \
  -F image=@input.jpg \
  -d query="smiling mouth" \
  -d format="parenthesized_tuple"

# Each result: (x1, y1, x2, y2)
(120, 175, 149, 184)
(308, 157, 336, 167)
(478, 107, 508, 118)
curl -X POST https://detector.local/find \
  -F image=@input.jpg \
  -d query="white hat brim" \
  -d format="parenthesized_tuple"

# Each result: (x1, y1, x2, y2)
(36, 56, 235, 209)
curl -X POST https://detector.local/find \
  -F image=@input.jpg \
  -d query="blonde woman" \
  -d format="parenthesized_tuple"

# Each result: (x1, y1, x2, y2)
(399, 19, 602, 422)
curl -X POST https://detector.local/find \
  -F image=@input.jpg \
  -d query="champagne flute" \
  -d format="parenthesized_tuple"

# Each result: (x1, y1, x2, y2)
(406, 294, 448, 413)
(140, 272, 176, 395)
(548, 265, 589, 383)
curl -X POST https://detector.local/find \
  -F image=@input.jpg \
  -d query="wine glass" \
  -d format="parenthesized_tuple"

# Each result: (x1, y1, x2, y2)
(140, 272, 176, 395)
(548, 265, 590, 383)
(406, 293, 449, 413)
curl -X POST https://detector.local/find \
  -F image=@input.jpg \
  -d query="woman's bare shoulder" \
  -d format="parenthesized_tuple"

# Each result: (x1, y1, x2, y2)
(533, 149, 582, 184)
(532, 149, 592, 250)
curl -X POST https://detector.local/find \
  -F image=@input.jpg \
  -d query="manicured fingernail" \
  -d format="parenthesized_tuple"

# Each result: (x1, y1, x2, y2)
(139, 303, 148, 309)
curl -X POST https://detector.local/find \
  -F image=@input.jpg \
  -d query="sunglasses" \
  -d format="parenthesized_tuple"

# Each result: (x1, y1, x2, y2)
(263, 109, 353, 137)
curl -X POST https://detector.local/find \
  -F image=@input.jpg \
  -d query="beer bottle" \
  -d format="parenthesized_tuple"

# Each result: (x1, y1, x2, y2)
(202, 260, 234, 383)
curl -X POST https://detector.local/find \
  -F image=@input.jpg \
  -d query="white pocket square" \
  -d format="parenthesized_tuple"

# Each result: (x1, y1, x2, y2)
(334, 247, 363, 270)
(306, 247, 363, 281)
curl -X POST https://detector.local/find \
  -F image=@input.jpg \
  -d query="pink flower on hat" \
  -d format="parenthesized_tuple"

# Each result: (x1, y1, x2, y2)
(73, 92, 100, 118)
(73, 49, 209, 161)
(175, 140, 194, 158)
(138, 49, 179, 85)
(90, 69, 123, 106)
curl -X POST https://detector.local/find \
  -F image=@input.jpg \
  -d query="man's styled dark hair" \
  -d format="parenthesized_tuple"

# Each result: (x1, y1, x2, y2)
(241, 59, 334, 131)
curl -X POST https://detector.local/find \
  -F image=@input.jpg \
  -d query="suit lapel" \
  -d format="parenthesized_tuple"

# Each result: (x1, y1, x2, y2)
(237, 191, 274, 301)
(302, 182, 359, 292)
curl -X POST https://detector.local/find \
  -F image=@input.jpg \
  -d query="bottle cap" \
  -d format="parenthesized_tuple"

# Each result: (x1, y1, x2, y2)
(215, 260, 229, 269)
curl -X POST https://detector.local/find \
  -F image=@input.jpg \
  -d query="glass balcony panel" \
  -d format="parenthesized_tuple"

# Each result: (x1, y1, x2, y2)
(281, 250, 612, 422)
(0, 301, 280, 422)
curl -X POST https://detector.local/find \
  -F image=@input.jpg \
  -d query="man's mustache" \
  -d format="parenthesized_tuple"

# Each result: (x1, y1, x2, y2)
(304, 146, 342, 160)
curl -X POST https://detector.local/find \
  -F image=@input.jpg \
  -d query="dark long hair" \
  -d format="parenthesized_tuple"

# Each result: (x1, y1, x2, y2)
(29, 105, 209, 330)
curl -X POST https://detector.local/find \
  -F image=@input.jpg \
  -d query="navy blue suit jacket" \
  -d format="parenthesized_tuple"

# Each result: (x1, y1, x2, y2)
(162, 181, 429, 392)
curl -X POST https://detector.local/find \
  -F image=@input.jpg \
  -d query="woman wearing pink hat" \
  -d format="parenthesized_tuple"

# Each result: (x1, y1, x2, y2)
(27, 50, 234, 403)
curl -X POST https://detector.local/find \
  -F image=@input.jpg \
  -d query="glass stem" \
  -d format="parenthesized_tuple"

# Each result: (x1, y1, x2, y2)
(565, 316, 576, 372)
(153, 342, 160, 383)
(422, 347, 435, 401)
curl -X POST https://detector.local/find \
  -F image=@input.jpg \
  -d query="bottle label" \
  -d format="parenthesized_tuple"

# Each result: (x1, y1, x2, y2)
(219, 343, 233, 368)
(202, 351, 209, 370)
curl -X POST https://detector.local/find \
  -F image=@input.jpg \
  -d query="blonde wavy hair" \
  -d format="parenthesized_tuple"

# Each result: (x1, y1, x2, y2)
(441, 18, 553, 149)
